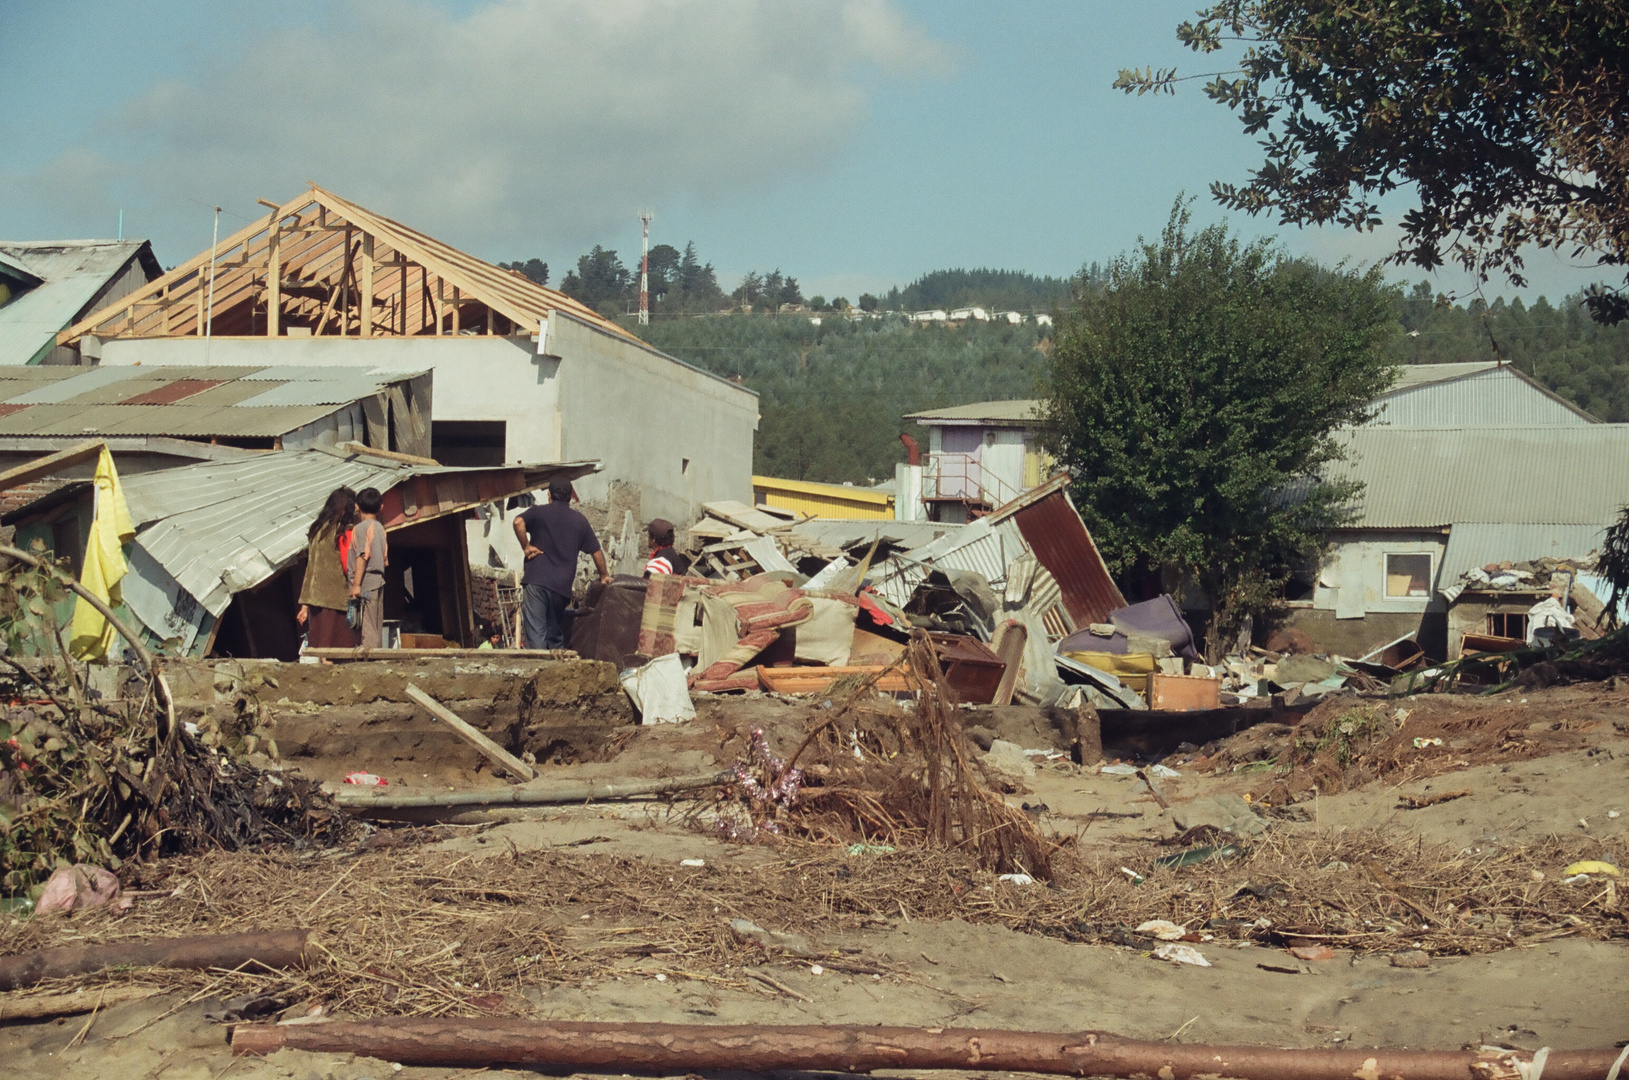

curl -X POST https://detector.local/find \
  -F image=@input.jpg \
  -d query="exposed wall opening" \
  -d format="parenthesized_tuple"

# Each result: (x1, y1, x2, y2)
(1488, 612, 1528, 640)
(432, 420, 506, 467)
(681, 457, 691, 476)
(1384, 553, 1433, 598)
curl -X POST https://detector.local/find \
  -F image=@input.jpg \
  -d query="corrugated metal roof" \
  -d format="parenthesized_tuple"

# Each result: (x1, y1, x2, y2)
(905, 399, 1042, 425)
(0, 241, 151, 365)
(1386, 362, 1500, 391)
(989, 477, 1126, 625)
(1438, 522, 1608, 585)
(119, 449, 601, 618)
(1333, 426, 1629, 528)
(0, 365, 421, 439)
(789, 518, 960, 552)
(1371, 364, 1597, 426)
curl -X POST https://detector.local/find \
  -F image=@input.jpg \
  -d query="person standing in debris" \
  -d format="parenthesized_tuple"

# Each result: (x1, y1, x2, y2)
(643, 519, 691, 577)
(513, 479, 611, 649)
(297, 487, 360, 650)
(350, 487, 389, 649)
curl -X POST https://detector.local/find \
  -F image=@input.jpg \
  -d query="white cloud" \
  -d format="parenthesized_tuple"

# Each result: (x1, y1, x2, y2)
(4, 0, 951, 259)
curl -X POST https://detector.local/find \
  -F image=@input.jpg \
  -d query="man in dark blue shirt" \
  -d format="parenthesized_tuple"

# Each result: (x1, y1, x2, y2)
(512, 479, 610, 649)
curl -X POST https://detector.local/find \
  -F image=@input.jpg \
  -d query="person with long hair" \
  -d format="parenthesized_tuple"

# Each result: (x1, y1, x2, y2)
(297, 486, 359, 649)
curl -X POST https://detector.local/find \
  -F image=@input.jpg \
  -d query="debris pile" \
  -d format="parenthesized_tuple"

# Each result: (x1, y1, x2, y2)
(0, 550, 351, 902)
(710, 632, 1053, 878)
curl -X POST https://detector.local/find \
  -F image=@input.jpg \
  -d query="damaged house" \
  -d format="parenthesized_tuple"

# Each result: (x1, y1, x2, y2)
(1287, 424, 1629, 660)
(4, 445, 596, 659)
(49, 184, 758, 567)
(0, 240, 162, 366)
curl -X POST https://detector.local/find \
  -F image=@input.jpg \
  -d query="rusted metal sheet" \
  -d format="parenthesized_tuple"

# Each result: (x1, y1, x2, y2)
(1001, 482, 1124, 627)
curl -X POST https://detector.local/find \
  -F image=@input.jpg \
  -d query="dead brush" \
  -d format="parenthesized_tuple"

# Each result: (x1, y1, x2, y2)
(711, 630, 1054, 878)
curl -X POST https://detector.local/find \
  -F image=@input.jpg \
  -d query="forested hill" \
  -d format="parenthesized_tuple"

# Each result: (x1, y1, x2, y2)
(630, 284, 1629, 485)
(884, 268, 1076, 313)
(634, 315, 1050, 483)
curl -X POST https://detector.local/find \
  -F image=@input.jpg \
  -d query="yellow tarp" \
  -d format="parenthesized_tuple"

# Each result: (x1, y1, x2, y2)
(68, 447, 134, 661)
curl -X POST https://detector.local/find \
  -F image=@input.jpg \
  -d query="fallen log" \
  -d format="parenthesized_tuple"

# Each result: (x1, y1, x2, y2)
(0, 929, 309, 992)
(229, 1019, 1624, 1080)
(332, 772, 729, 811)
(0, 985, 161, 1021)
(403, 683, 535, 782)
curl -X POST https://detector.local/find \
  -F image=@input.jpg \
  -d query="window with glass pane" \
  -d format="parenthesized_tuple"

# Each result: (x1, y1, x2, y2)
(1384, 553, 1432, 598)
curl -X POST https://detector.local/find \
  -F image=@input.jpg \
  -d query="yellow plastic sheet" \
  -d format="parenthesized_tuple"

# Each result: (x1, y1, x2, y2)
(68, 447, 135, 661)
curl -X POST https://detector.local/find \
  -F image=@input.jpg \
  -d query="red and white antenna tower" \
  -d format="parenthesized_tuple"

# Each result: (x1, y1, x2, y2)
(638, 210, 654, 325)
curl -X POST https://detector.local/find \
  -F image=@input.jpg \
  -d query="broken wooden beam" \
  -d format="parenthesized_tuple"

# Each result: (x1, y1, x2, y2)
(0, 985, 162, 1021)
(228, 1019, 1623, 1080)
(332, 772, 729, 812)
(302, 647, 579, 660)
(403, 683, 534, 782)
(0, 929, 309, 992)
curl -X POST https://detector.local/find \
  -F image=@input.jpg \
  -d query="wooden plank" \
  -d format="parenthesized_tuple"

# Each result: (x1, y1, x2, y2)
(403, 683, 535, 782)
(266, 216, 281, 337)
(304, 647, 577, 659)
(757, 666, 916, 695)
(0, 441, 104, 493)
(360, 233, 374, 337)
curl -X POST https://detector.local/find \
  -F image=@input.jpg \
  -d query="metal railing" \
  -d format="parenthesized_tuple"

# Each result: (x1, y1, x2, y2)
(922, 452, 1020, 509)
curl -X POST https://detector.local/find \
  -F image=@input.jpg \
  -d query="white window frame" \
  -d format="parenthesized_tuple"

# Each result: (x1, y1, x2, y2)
(1383, 552, 1434, 599)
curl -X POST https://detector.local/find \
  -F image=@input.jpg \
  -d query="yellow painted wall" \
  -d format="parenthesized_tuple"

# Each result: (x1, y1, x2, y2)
(752, 476, 894, 520)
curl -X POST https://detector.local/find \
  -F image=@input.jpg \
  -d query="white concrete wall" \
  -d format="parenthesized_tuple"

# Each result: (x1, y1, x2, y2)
(98, 323, 759, 569)
(980, 428, 1026, 503)
(1315, 531, 1448, 619)
(549, 313, 758, 525)
(99, 336, 563, 461)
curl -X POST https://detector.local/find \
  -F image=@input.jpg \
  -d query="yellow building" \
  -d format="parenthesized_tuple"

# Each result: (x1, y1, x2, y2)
(751, 475, 894, 520)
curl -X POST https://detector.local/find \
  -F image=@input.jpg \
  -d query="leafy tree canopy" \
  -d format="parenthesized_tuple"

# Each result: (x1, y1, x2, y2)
(1119, 1, 1629, 321)
(497, 258, 548, 286)
(560, 246, 631, 309)
(892, 268, 1073, 314)
(1040, 203, 1399, 651)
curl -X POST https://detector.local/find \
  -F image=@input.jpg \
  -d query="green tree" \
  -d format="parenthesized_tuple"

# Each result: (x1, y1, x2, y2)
(643, 243, 681, 301)
(560, 246, 630, 307)
(1119, 1, 1629, 321)
(498, 259, 549, 286)
(1040, 203, 1399, 653)
(858, 293, 879, 312)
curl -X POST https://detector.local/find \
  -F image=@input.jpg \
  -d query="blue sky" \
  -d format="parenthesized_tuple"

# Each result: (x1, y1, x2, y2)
(1, 0, 1607, 304)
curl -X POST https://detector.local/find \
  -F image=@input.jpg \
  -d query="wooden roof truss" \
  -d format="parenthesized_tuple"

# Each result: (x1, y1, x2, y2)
(58, 185, 631, 347)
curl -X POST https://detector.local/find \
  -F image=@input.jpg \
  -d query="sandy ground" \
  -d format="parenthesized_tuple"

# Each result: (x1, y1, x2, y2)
(3, 684, 1627, 1078)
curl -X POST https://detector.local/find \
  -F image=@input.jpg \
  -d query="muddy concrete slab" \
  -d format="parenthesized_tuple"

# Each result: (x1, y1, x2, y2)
(163, 656, 619, 707)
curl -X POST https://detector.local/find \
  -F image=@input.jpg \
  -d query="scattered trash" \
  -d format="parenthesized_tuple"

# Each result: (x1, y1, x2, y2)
(846, 844, 896, 856)
(997, 873, 1035, 886)
(1170, 795, 1268, 838)
(1134, 919, 1187, 940)
(1099, 763, 1140, 777)
(1389, 950, 1431, 969)
(1398, 790, 1471, 810)
(1562, 874, 1590, 885)
(343, 772, 387, 786)
(679, 859, 706, 868)
(1562, 860, 1620, 878)
(808, 964, 824, 976)
(1153, 844, 1243, 870)
(1411, 737, 1444, 749)
(1120, 866, 1146, 885)
(33, 864, 120, 915)
(1147, 764, 1181, 778)
(653, 973, 667, 982)
(728, 918, 814, 957)
(983, 739, 1037, 779)
(1151, 942, 1211, 967)
(1287, 944, 1336, 962)
(1610, 810, 1622, 820)
(619, 652, 696, 725)
(1256, 962, 1301, 975)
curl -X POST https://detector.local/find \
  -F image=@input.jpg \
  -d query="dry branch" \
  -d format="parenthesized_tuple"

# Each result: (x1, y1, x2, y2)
(333, 772, 729, 811)
(0, 929, 309, 991)
(229, 1018, 1623, 1080)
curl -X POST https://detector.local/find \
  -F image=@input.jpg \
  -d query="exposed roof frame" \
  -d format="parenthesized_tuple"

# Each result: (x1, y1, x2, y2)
(57, 184, 637, 347)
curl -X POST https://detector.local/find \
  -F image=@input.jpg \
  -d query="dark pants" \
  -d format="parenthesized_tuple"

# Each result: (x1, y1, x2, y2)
(522, 583, 571, 650)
